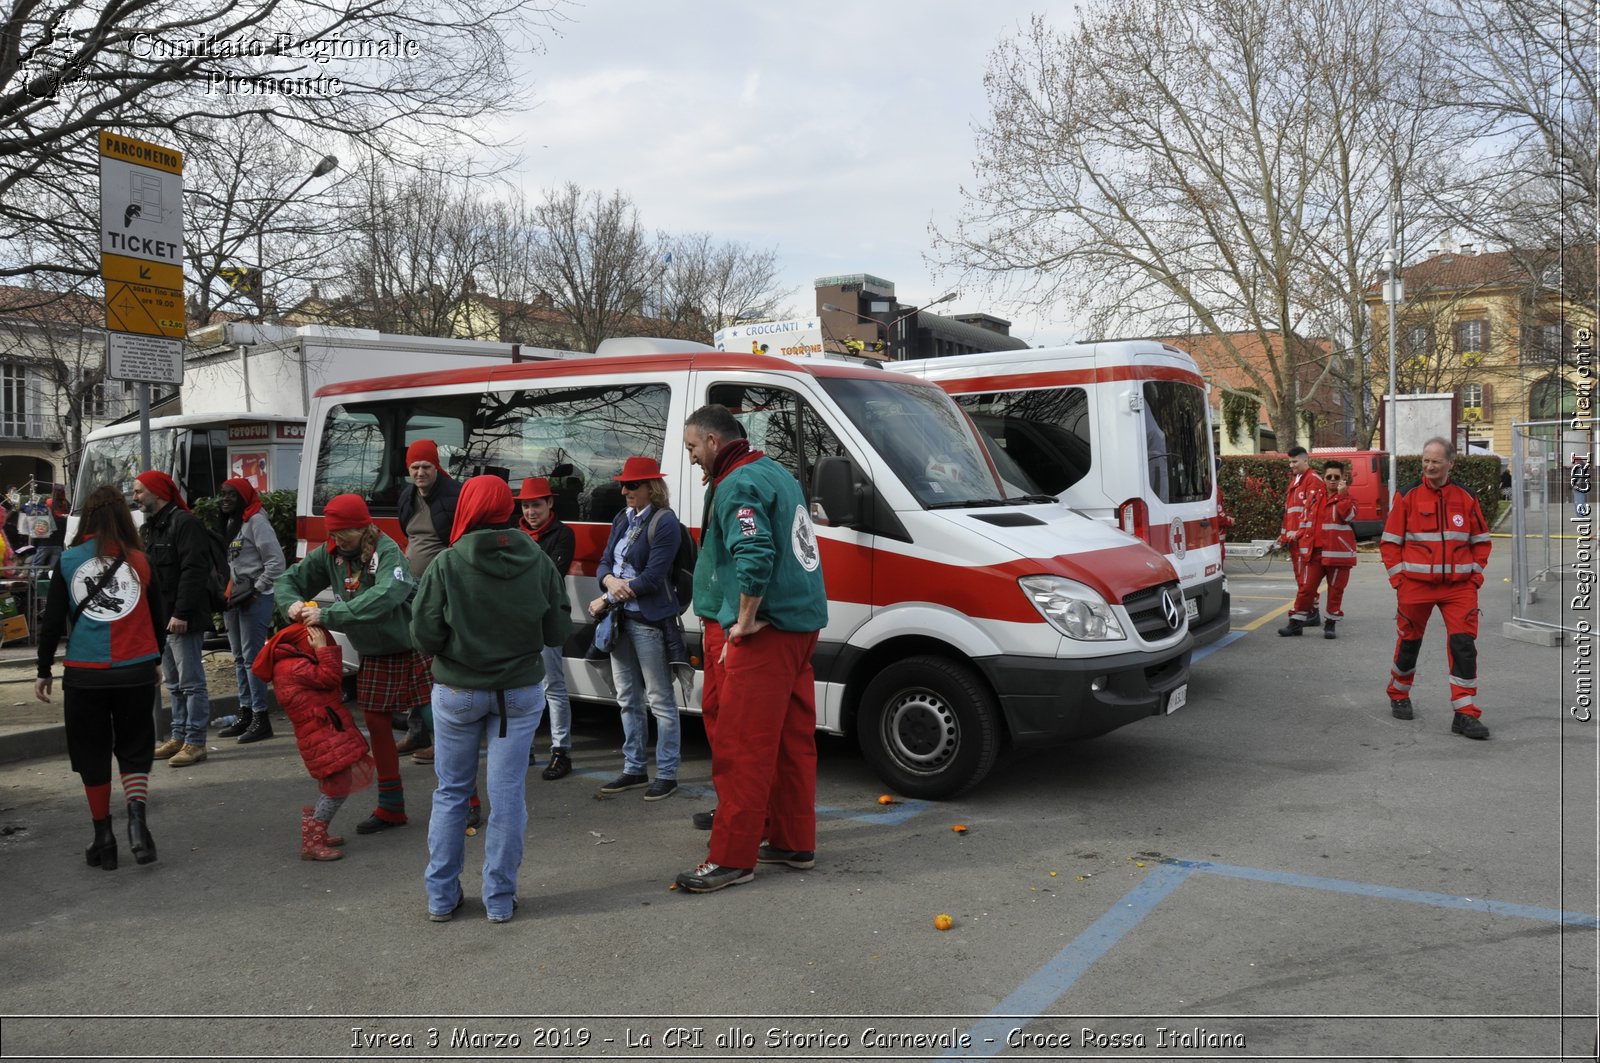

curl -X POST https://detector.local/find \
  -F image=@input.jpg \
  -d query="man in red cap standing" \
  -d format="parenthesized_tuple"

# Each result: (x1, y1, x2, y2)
(276, 494, 427, 832)
(516, 477, 576, 779)
(394, 440, 461, 763)
(135, 471, 216, 768)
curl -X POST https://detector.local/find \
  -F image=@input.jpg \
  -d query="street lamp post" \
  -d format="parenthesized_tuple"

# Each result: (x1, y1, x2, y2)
(1381, 189, 1403, 497)
(252, 153, 339, 322)
(821, 291, 957, 360)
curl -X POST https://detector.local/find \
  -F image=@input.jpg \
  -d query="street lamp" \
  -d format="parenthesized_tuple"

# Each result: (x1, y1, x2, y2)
(821, 291, 958, 360)
(253, 153, 339, 321)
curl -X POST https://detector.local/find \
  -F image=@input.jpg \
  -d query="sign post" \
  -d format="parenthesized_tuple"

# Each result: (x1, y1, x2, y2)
(99, 131, 185, 468)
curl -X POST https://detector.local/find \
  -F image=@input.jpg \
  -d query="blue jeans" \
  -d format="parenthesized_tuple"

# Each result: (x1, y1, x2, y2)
(609, 615, 680, 780)
(223, 593, 275, 713)
(542, 645, 570, 750)
(424, 683, 544, 921)
(161, 629, 211, 745)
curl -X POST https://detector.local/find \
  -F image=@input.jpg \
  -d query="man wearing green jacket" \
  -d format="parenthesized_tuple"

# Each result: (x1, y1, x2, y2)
(278, 494, 425, 834)
(676, 404, 828, 894)
(410, 475, 571, 922)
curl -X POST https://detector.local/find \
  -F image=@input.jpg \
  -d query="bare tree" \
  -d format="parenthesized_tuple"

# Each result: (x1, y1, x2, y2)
(0, 0, 570, 284)
(938, 0, 1443, 449)
(526, 183, 662, 353)
(1415, 0, 1597, 312)
(656, 233, 792, 336)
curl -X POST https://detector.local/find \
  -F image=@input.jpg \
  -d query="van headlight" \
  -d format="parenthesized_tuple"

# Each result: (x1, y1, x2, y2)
(1019, 576, 1127, 641)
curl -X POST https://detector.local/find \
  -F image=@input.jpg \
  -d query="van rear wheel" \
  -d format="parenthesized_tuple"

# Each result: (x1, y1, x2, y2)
(857, 655, 1000, 800)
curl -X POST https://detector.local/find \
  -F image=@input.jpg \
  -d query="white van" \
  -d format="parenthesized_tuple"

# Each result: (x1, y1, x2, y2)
(297, 346, 1193, 797)
(69, 412, 305, 539)
(896, 341, 1229, 647)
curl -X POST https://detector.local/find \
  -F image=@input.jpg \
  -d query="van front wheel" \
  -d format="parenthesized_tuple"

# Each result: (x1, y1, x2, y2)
(857, 656, 1000, 800)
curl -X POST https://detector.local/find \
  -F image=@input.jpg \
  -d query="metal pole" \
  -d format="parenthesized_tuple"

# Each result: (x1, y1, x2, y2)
(1383, 185, 1400, 497)
(137, 382, 151, 469)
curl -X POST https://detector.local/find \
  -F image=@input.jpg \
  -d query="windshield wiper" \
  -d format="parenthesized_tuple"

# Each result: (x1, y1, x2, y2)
(1002, 494, 1061, 505)
(927, 498, 1008, 509)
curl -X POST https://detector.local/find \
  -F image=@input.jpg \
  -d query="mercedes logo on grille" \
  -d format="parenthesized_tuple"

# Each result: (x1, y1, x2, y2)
(1160, 587, 1183, 631)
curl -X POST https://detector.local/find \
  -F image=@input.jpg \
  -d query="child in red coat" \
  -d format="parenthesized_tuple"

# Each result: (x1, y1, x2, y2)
(252, 623, 374, 860)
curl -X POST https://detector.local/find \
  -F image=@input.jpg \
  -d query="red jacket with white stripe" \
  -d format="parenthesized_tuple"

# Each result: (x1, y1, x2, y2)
(1279, 469, 1326, 561)
(1379, 479, 1491, 588)
(1315, 491, 1359, 569)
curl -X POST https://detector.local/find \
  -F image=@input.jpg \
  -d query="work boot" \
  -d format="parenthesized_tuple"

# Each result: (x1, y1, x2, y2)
(152, 737, 183, 760)
(1305, 609, 1321, 627)
(237, 711, 274, 744)
(168, 743, 207, 767)
(85, 816, 117, 870)
(1323, 620, 1337, 639)
(126, 801, 157, 865)
(300, 810, 343, 861)
(1390, 697, 1414, 720)
(218, 707, 252, 738)
(541, 749, 571, 781)
(1277, 618, 1304, 637)
(1451, 712, 1490, 740)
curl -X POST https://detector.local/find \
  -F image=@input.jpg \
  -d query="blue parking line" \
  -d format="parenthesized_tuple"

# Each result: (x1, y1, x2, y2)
(1192, 629, 1248, 663)
(1167, 858, 1600, 928)
(945, 862, 1195, 1059)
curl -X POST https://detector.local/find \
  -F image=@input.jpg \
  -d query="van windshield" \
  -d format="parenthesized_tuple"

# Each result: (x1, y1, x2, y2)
(819, 377, 1011, 508)
(75, 430, 178, 511)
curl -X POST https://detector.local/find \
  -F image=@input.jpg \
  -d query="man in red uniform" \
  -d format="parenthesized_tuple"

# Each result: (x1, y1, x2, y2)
(1307, 459, 1359, 639)
(1277, 446, 1326, 636)
(1381, 438, 1492, 739)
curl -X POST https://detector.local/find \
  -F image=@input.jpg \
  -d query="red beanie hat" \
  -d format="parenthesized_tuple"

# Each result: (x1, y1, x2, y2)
(323, 494, 371, 531)
(406, 440, 441, 469)
(136, 470, 190, 511)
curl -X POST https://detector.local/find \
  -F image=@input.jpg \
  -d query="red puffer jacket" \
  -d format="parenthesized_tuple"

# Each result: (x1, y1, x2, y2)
(252, 626, 369, 781)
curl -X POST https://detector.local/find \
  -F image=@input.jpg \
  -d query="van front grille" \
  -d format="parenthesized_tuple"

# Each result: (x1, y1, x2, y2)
(1122, 581, 1184, 639)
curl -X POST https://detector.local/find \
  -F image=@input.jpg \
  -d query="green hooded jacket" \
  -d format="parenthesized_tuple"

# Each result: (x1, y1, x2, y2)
(410, 524, 571, 690)
(275, 533, 416, 657)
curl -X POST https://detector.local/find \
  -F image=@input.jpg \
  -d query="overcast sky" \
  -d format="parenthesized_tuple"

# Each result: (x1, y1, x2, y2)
(494, 0, 1079, 346)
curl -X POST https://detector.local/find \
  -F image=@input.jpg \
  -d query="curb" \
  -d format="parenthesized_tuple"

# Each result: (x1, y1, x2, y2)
(0, 693, 247, 766)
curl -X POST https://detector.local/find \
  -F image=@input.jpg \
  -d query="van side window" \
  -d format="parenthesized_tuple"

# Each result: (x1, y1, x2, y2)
(184, 428, 230, 501)
(707, 384, 848, 499)
(952, 388, 1092, 495)
(313, 384, 670, 521)
(1141, 382, 1213, 504)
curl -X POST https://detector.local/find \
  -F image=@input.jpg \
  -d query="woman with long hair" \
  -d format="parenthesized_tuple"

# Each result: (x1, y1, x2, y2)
(34, 485, 166, 870)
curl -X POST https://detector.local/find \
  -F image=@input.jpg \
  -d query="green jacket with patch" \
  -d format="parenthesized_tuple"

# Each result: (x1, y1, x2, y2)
(275, 534, 416, 657)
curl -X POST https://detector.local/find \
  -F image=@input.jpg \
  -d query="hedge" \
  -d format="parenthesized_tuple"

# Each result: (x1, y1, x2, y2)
(1219, 454, 1503, 543)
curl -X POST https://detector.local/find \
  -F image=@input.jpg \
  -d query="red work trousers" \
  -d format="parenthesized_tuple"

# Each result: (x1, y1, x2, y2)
(1385, 580, 1482, 717)
(1294, 555, 1352, 621)
(705, 625, 819, 870)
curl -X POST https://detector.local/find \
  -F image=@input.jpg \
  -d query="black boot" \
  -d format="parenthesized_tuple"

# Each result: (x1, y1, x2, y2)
(1277, 618, 1305, 637)
(126, 800, 157, 864)
(217, 707, 253, 739)
(237, 710, 274, 744)
(86, 816, 117, 870)
(1323, 620, 1337, 639)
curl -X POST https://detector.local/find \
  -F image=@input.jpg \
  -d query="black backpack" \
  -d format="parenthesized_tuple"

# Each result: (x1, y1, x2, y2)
(646, 508, 698, 615)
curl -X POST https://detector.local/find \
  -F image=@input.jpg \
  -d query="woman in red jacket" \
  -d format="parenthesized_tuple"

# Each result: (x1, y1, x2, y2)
(252, 623, 375, 860)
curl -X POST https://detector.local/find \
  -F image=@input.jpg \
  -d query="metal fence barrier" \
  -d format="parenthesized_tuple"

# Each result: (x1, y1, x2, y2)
(1508, 419, 1592, 641)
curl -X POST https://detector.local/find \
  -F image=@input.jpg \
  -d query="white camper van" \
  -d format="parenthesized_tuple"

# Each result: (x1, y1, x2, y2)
(896, 341, 1229, 647)
(298, 346, 1193, 797)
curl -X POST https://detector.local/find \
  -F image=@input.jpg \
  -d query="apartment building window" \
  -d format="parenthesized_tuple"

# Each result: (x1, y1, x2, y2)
(1459, 382, 1493, 424)
(1405, 324, 1433, 356)
(1454, 318, 1488, 355)
(0, 364, 27, 436)
(1523, 321, 1566, 364)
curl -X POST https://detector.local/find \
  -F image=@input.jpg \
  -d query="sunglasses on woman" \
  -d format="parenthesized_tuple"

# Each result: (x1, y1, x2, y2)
(619, 480, 644, 491)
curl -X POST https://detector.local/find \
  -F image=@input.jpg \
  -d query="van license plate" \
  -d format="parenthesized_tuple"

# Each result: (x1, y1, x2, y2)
(1184, 597, 1198, 621)
(1166, 684, 1188, 714)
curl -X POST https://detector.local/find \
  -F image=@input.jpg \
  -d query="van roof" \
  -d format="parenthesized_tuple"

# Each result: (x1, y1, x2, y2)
(314, 349, 919, 399)
(898, 340, 1205, 391)
(82, 411, 305, 442)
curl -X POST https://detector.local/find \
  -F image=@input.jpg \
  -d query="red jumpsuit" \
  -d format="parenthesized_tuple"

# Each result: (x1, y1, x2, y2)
(1379, 480, 1492, 717)
(1280, 469, 1326, 622)
(1301, 490, 1358, 621)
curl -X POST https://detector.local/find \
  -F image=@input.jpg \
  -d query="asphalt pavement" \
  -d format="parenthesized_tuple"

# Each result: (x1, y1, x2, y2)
(0, 544, 1594, 1062)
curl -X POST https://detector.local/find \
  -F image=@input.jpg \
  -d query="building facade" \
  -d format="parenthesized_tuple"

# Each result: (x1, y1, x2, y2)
(813, 274, 1029, 360)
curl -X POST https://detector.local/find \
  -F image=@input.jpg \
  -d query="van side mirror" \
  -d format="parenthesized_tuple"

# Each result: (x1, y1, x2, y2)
(812, 455, 862, 529)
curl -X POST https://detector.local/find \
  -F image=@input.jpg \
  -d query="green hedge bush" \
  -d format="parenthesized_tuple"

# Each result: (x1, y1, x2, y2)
(1220, 453, 1503, 543)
